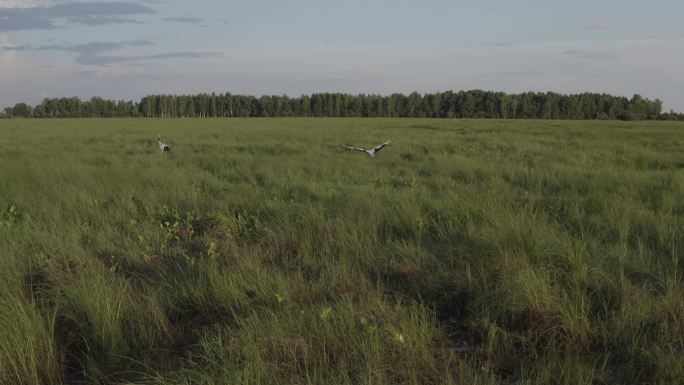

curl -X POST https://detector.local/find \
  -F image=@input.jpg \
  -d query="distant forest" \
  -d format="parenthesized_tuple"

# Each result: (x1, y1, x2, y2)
(3, 90, 682, 120)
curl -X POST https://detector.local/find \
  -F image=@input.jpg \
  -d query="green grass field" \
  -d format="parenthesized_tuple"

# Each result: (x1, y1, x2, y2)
(1, 118, 683, 385)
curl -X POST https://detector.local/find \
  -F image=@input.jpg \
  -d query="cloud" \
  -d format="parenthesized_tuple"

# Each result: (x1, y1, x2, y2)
(584, 19, 619, 31)
(0, 1, 154, 31)
(563, 49, 620, 60)
(479, 70, 540, 78)
(0, 33, 23, 102)
(76, 51, 222, 65)
(4, 40, 154, 54)
(484, 7, 509, 15)
(45, 2, 154, 17)
(65, 15, 146, 25)
(0, 15, 56, 31)
(3, 39, 218, 66)
(162, 16, 202, 23)
(465, 41, 516, 48)
(0, 1, 51, 8)
(73, 69, 97, 76)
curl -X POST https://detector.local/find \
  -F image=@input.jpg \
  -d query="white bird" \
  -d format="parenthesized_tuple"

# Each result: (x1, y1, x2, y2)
(157, 134, 171, 154)
(344, 140, 391, 157)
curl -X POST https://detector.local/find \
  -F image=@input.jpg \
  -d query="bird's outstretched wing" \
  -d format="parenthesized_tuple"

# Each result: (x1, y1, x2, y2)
(344, 146, 368, 153)
(373, 141, 391, 152)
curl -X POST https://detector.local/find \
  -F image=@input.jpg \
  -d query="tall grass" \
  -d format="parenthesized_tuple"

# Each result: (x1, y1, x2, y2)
(0, 118, 683, 384)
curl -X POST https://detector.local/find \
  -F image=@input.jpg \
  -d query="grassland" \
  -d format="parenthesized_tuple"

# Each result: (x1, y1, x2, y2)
(1, 118, 683, 385)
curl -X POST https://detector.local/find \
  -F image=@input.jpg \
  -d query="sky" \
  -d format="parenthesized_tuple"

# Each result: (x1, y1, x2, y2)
(1, 0, 683, 111)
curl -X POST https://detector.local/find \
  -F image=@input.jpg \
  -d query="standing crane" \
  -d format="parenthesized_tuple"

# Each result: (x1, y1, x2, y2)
(157, 134, 171, 154)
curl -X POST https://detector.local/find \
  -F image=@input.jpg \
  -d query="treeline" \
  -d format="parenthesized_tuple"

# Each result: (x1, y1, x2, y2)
(2, 90, 677, 120)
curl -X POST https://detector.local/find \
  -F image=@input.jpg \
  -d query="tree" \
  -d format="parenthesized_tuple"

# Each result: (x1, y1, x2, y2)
(407, 92, 422, 117)
(0, 91, 670, 120)
(12, 103, 31, 118)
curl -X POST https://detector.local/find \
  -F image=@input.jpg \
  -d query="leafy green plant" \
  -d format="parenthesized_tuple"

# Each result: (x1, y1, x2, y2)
(1, 204, 18, 228)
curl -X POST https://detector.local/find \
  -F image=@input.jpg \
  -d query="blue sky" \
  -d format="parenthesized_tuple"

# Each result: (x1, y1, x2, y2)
(1, 0, 683, 111)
